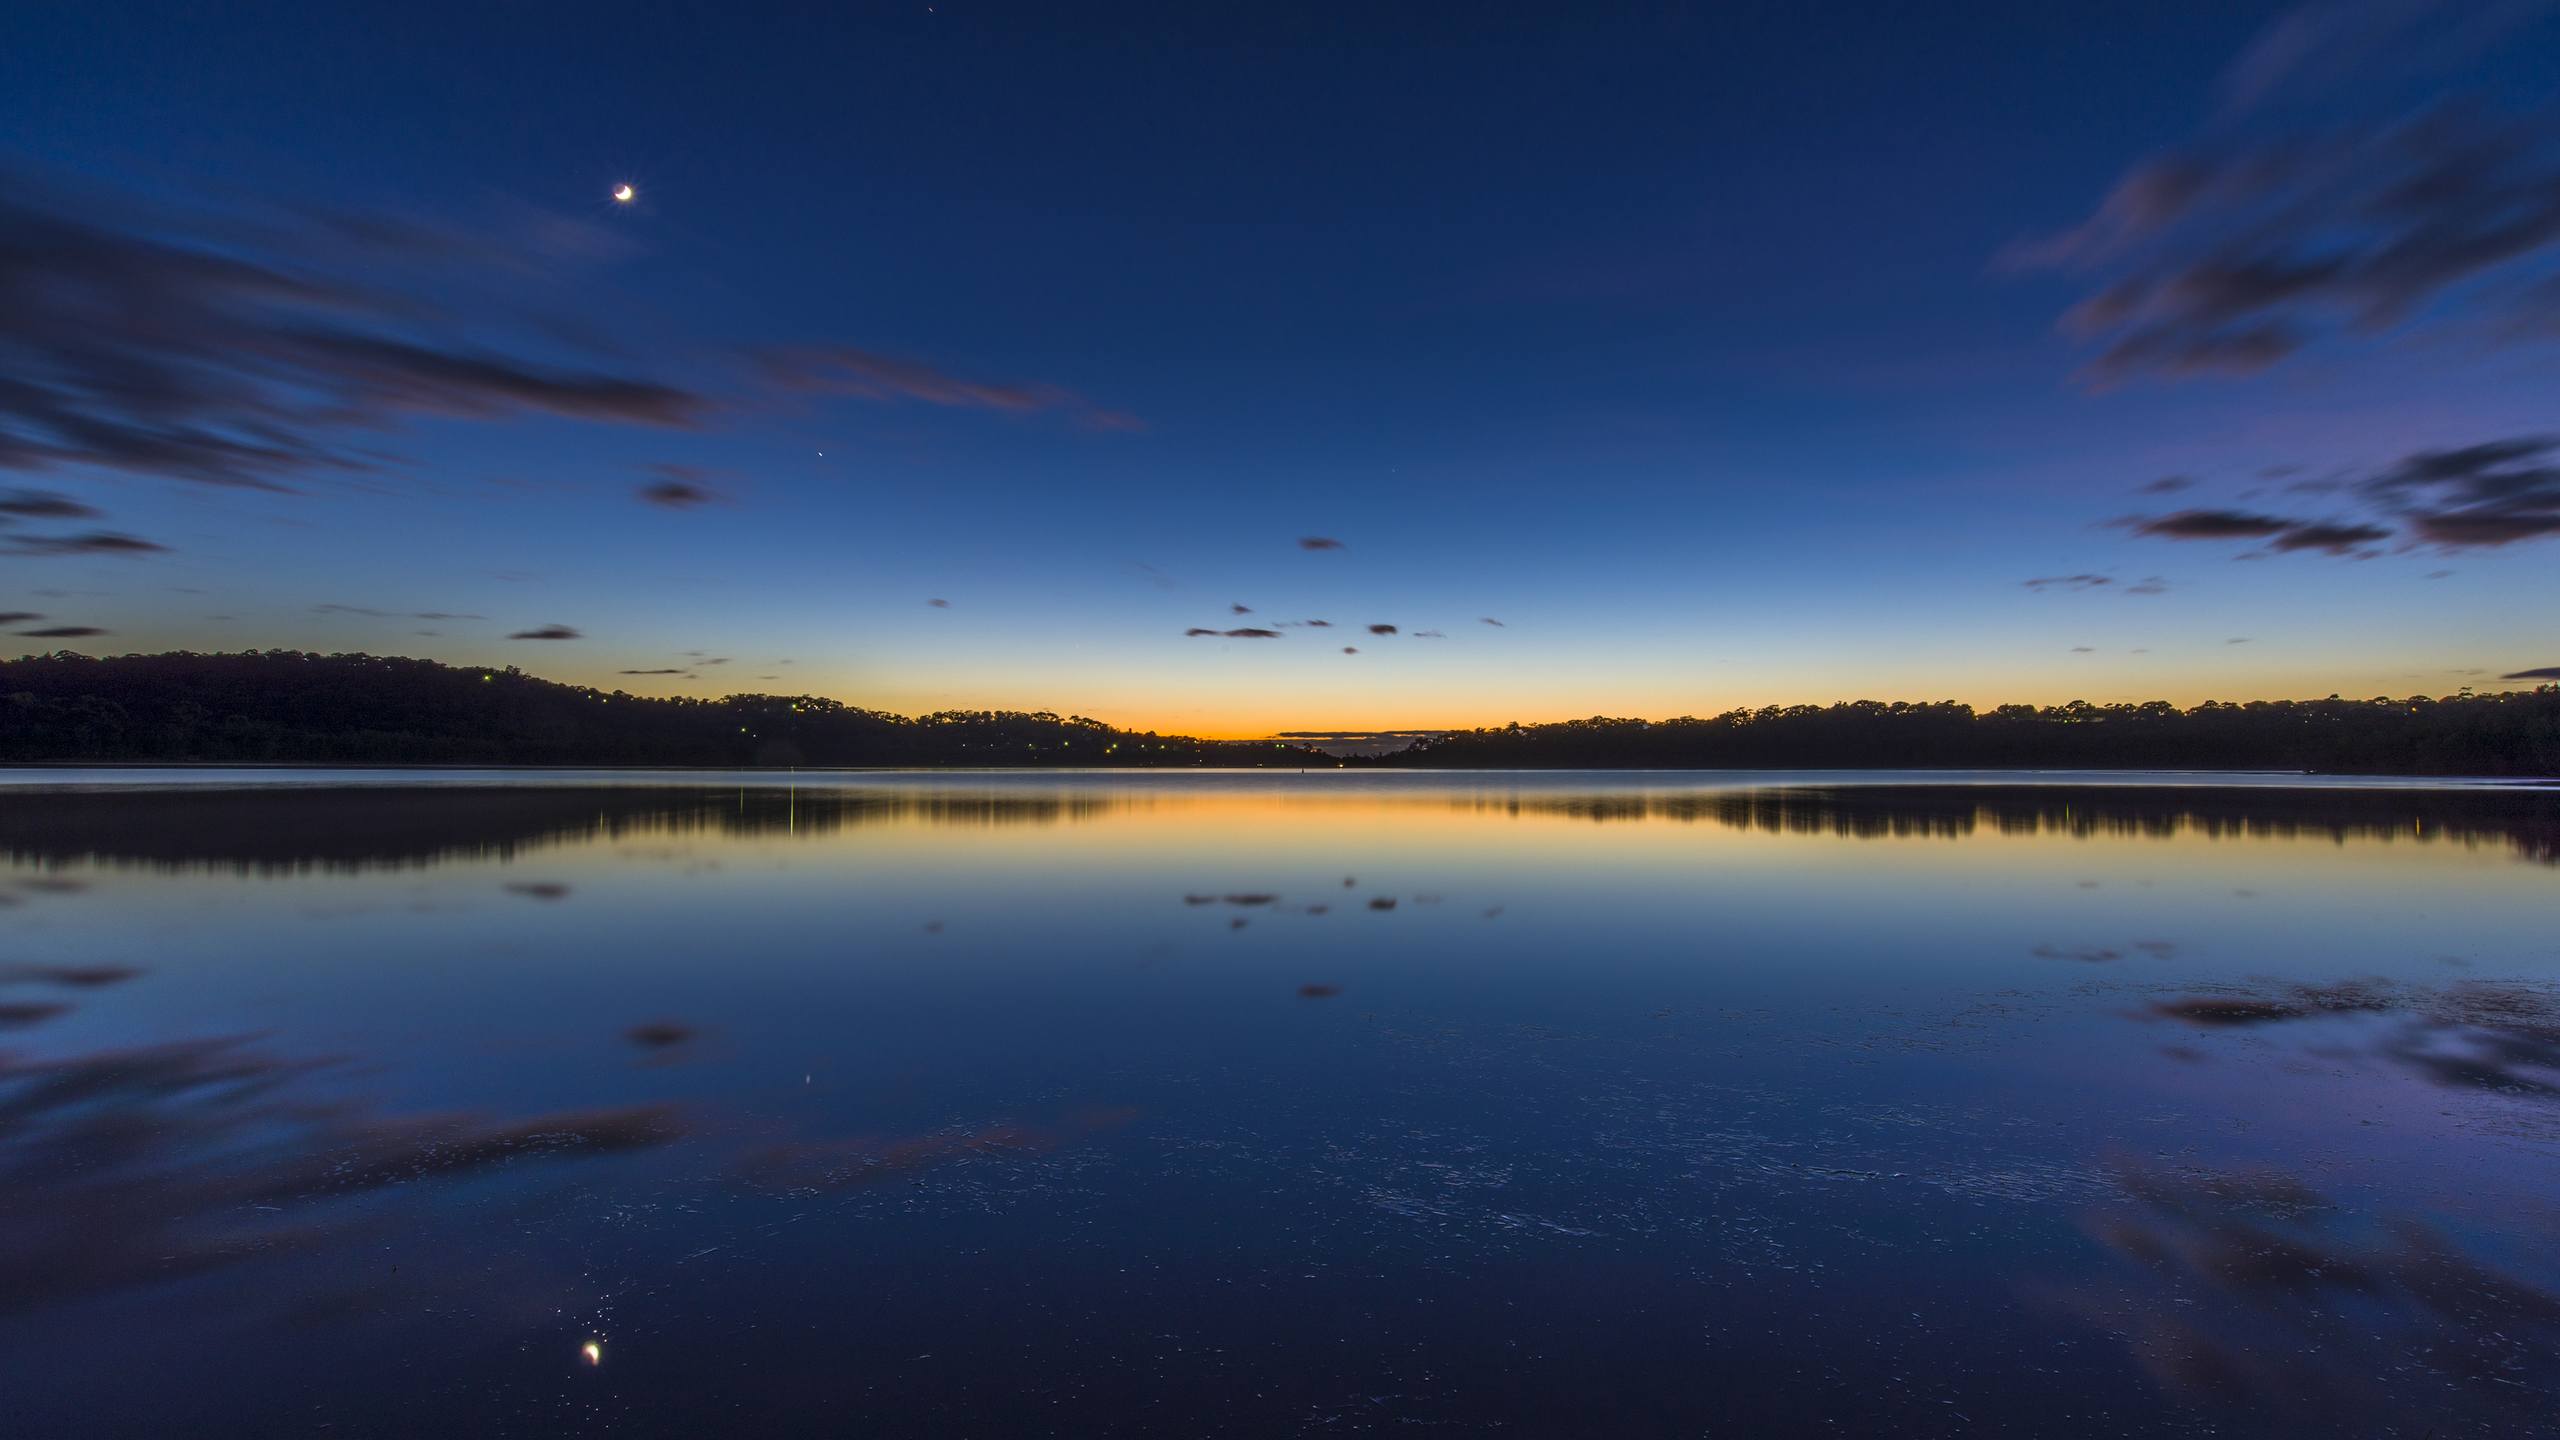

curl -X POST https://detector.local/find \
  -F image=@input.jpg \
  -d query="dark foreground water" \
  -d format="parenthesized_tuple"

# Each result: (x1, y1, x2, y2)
(2, 769, 2557, 1438)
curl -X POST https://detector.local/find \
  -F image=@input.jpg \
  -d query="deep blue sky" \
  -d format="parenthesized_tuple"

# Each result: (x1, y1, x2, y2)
(5, 1, 2558, 733)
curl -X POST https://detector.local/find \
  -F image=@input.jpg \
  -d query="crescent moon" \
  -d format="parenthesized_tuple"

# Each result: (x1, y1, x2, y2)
(612, 184, 635, 203)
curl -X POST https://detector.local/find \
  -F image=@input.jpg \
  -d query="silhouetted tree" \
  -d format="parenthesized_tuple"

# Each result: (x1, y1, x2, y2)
(4, 653, 2553, 775)
(0, 652, 1335, 768)
(1381, 692, 2560, 776)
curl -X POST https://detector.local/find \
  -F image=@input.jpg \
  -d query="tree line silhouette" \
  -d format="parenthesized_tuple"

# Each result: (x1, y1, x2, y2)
(3, 651, 2555, 775)
(0, 651, 1329, 767)
(1383, 694, 2560, 776)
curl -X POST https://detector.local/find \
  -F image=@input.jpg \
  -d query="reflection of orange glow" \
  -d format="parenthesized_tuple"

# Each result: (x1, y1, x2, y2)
(505, 785, 2541, 889)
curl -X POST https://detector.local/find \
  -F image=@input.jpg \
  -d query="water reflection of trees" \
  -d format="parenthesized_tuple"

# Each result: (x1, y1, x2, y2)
(0, 786, 1127, 874)
(1472, 785, 2560, 863)
(2, 782, 2551, 874)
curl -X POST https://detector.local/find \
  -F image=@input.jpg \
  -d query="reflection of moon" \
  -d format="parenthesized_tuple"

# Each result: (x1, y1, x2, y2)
(611, 184, 635, 203)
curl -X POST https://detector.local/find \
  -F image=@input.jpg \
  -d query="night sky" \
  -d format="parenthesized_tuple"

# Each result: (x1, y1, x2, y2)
(5, 1, 2557, 738)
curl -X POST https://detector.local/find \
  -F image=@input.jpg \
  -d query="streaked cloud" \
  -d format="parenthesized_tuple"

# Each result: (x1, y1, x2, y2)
(2009, 5, 2560, 384)
(0, 490, 101, 519)
(2129, 510, 2297, 540)
(0, 176, 706, 494)
(755, 345, 1139, 431)
(2, 531, 169, 557)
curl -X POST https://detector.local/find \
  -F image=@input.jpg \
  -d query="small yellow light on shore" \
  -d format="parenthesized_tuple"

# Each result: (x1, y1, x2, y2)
(611, 184, 635, 204)
(582, 1340, 604, 1365)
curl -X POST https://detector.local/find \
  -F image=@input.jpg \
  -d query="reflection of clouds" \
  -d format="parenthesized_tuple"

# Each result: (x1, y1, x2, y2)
(2146, 979, 2560, 1100)
(2044, 1159, 2560, 1429)
(625, 1020, 704, 1068)
(0, 992, 1128, 1359)
(2032, 943, 2124, 963)
(625, 1020, 697, 1050)
(0, 963, 140, 988)
(737, 1107, 1135, 1193)
(0, 1034, 681, 1317)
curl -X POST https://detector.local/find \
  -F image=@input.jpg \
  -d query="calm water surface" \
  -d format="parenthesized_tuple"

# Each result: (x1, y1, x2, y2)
(2, 770, 2557, 1437)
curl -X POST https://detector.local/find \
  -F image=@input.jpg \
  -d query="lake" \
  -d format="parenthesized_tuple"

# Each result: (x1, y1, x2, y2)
(2, 769, 2556, 1437)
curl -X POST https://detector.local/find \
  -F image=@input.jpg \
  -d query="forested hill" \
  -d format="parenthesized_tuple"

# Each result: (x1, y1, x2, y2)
(0, 651, 1329, 767)
(4, 651, 2556, 774)
(1382, 694, 2560, 777)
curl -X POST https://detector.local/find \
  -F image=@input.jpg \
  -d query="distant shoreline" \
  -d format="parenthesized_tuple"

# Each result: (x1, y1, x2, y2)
(4, 765, 2554, 793)
(5, 651, 2556, 779)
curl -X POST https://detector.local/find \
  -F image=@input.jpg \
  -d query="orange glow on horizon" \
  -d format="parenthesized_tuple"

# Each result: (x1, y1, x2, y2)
(528, 664, 2531, 744)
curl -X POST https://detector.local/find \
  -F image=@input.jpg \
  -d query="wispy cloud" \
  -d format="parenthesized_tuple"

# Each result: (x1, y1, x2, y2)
(636, 462, 727, 508)
(639, 479, 719, 508)
(0, 490, 100, 519)
(507, 624, 581, 640)
(2266, 520, 2393, 553)
(2129, 510, 2297, 540)
(0, 175, 707, 493)
(755, 346, 1139, 431)
(2, 531, 169, 557)
(2118, 434, 2560, 554)
(314, 604, 486, 620)
(2007, 5, 2560, 383)
(2363, 435, 2560, 546)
